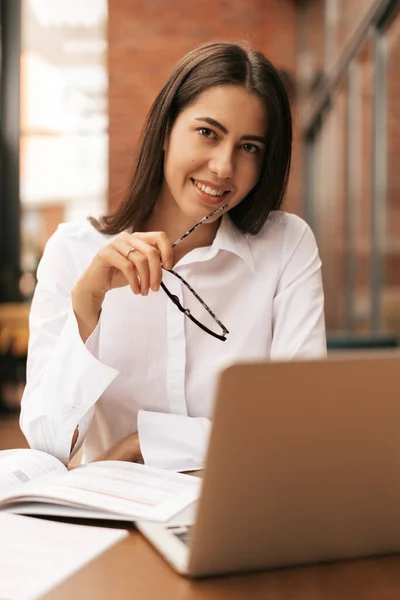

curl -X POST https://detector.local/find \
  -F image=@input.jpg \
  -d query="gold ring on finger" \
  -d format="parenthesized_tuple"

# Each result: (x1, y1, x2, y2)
(126, 246, 135, 258)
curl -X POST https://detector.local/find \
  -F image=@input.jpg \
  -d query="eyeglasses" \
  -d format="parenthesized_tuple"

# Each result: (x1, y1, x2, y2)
(160, 205, 230, 342)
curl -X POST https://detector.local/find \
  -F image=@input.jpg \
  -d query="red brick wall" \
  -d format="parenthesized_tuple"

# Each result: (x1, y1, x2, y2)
(108, 0, 299, 214)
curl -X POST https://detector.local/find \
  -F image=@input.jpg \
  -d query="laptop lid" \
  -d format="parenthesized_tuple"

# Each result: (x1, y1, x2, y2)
(188, 352, 400, 576)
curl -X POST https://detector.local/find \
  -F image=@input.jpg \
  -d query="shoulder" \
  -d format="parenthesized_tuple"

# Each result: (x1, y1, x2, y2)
(45, 219, 110, 258)
(243, 211, 321, 279)
(37, 219, 111, 284)
(52, 218, 109, 245)
(248, 211, 317, 255)
(262, 210, 312, 239)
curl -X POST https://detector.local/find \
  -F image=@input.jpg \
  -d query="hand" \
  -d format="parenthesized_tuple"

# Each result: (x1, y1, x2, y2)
(72, 231, 174, 341)
(94, 432, 143, 463)
(78, 231, 174, 298)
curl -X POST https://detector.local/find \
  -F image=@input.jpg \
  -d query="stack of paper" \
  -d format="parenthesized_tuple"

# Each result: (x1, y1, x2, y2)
(0, 513, 128, 599)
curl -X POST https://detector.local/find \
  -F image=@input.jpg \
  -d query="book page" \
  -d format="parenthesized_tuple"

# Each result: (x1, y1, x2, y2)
(0, 449, 67, 498)
(0, 513, 127, 600)
(1, 460, 202, 522)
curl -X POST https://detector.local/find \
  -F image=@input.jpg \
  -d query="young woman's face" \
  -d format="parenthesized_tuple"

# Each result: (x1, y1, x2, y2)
(161, 84, 268, 224)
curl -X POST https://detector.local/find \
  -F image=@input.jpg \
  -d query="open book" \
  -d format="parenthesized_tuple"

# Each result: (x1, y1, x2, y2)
(0, 449, 201, 522)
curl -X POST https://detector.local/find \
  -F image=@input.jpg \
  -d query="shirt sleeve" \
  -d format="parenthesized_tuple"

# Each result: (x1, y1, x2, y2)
(20, 228, 119, 465)
(137, 410, 211, 471)
(270, 220, 327, 360)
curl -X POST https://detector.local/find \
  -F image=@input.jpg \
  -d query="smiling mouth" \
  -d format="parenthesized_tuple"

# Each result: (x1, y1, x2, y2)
(191, 178, 230, 198)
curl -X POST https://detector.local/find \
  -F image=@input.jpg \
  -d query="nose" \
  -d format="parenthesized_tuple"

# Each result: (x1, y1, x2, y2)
(208, 145, 234, 180)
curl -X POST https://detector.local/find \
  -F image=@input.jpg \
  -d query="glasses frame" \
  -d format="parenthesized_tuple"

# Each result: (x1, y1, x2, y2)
(160, 205, 230, 342)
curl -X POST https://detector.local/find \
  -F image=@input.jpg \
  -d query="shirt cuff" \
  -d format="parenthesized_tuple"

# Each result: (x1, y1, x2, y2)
(137, 410, 211, 471)
(84, 316, 101, 358)
(21, 308, 119, 465)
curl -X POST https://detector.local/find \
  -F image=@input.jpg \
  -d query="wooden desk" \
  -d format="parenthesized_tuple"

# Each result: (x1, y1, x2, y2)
(42, 525, 400, 600)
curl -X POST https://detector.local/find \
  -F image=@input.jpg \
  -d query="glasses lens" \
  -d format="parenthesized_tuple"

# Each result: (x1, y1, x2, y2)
(162, 271, 228, 337)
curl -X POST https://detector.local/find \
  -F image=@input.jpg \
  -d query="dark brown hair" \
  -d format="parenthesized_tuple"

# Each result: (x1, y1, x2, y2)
(93, 41, 292, 236)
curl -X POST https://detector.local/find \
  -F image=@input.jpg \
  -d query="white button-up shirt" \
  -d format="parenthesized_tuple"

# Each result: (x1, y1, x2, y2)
(20, 211, 326, 470)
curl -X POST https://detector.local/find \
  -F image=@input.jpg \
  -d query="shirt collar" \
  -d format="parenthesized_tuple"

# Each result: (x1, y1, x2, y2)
(176, 214, 255, 272)
(215, 214, 255, 271)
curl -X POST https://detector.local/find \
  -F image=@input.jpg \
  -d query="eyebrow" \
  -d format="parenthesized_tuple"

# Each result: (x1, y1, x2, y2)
(194, 117, 267, 144)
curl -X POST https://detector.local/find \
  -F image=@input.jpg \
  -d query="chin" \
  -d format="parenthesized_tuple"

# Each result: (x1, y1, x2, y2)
(182, 203, 209, 221)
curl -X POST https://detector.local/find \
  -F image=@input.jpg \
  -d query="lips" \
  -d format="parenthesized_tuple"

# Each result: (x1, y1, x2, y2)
(191, 179, 230, 206)
(191, 178, 230, 197)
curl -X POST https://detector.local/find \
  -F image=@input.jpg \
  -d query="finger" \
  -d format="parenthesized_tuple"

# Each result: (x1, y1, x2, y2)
(133, 231, 174, 270)
(130, 251, 150, 295)
(128, 238, 162, 292)
(101, 245, 140, 294)
(112, 237, 151, 295)
(144, 247, 162, 292)
(118, 233, 163, 292)
(123, 261, 140, 295)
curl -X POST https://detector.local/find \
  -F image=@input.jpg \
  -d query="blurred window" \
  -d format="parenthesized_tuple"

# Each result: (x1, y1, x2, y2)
(302, 0, 400, 341)
(335, 0, 376, 60)
(380, 10, 400, 334)
(19, 0, 108, 298)
(302, 0, 326, 94)
(306, 80, 349, 331)
(351, 40, 374, 333)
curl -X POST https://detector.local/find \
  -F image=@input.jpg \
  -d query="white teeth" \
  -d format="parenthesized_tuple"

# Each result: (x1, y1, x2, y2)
(193, 180, 225, 197)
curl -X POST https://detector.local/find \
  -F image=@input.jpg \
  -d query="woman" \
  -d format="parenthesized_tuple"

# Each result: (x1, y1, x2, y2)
(20, 41, 326, 471)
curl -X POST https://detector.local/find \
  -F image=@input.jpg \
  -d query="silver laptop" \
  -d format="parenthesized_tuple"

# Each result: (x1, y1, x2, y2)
(137, 352, 400, 577)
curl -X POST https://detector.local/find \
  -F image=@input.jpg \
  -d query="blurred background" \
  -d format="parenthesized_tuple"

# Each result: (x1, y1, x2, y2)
(0, 0, 399, 444)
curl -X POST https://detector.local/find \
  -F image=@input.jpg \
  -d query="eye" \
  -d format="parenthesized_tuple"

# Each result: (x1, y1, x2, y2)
(197, 127, 217, 140)
(241, 143, 261, 155)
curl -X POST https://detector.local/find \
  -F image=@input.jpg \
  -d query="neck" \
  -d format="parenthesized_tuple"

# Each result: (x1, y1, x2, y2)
(144, 194, 221, 264)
